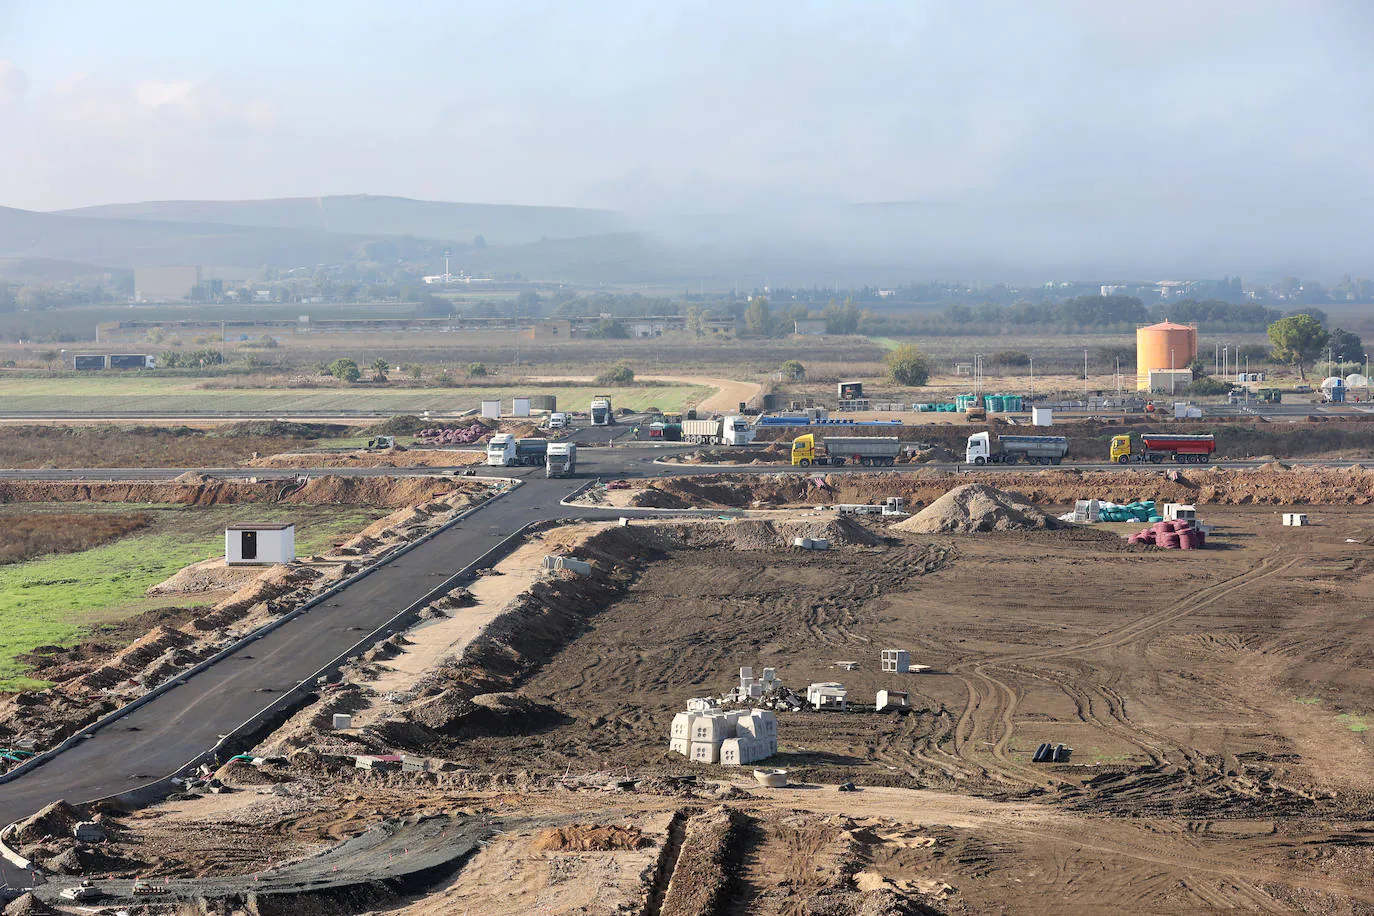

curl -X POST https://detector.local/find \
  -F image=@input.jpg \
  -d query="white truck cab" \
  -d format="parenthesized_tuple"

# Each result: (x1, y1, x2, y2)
(486, 433, 516, 466)
(723, 415, 755, 447)
(965, 431, 993, 465)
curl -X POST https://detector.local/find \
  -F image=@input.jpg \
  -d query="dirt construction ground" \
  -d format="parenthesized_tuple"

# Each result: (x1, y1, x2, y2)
(62, 491, 1374, 915)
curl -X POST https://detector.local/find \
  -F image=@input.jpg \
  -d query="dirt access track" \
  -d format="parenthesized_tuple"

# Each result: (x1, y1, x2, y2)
(58, 501, 1374, 914)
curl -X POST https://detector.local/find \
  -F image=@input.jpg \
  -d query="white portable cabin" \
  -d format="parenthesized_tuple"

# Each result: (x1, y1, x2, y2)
(225, 523, 295, 566)
(512, 396, 531, 417)
(480, 399, 501, 419)
(1031, 407, 1053, 426)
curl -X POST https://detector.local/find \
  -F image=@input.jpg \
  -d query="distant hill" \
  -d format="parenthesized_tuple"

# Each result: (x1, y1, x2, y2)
(0, 205, 405, 270)
(59, 195, 626, 247)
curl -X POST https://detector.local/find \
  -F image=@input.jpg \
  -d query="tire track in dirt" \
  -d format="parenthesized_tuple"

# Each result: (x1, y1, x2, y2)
(951, 554, 1301, 787)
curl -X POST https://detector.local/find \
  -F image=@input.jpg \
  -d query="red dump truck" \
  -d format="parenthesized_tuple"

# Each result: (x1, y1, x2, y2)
(1110, 433, 1216, 464)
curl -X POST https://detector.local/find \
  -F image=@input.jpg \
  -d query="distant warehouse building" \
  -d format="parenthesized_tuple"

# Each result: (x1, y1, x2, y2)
(135, 266, 202, 302)
(793, 319, 827, 336)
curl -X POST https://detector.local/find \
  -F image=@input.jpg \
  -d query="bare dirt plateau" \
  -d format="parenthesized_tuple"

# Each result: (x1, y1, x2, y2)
(71, 503, 1374, 914)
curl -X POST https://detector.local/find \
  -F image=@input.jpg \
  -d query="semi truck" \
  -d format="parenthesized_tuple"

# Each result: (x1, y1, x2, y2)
(965, 432, 1068, 466)
(791, 434, 901, 467)
(590, 395, 613, 425)
(546, 442, 577, 477)
(487, 435, 549, 467)
(682, 416, 755, 446)
(1110, 433, 1216, 464)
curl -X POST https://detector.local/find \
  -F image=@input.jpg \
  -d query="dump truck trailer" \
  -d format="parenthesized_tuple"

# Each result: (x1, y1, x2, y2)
(546, 442, 577, 477)
(1110, 433, 1215, 464)
(514, 438, 549, 466)
(682, 416, 755, 446)
(791, 434, 900, 467)
(965, 432, 1068, 465)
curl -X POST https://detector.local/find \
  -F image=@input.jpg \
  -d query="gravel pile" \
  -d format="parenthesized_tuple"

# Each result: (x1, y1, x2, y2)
(896, 484, 1059, 534)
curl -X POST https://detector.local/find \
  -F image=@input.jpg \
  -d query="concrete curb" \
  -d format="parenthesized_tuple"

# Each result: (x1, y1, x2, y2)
(0, 479, 518, 789)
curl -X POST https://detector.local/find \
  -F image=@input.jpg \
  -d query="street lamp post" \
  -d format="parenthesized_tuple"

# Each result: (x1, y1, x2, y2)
(1170, 348, 1176, 396)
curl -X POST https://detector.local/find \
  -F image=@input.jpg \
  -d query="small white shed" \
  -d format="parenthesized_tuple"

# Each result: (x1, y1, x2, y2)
(226, 523, 295, 566)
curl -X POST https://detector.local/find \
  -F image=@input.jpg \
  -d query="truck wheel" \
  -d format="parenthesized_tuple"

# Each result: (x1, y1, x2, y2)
(1117, 455, 1130, 465)
(860, 457, 872, 467)
(974, 456, 986, 466)
(1051, 457, 1062, 465)
(1200, 454, 1210, 463)
(1005, 455, 1019, 466)
(1149, 455, 1162, 464)
(799, 458, 811, 468)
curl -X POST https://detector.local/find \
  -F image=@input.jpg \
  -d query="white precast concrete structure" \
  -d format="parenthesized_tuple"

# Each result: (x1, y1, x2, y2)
(225, 523, 295, 566)
(881, 649, 911, 673)
(670, 705, 777, 766)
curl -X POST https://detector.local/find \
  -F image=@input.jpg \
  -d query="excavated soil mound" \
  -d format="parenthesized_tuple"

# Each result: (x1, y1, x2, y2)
(10, 801, 81, 845)
(897, 484, 1059, 534)
(214, 758, 284, 786)
(408, 691, 567, 737)
(654, 516, 882, 550)
(147, 559, 257, 596)
(4, 893, 56, 916)
(629, 488, 692, 509)
(532, 824, 651, 852)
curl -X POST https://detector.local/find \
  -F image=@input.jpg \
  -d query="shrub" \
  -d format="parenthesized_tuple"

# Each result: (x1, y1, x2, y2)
(885, 344, 931, 386)
(328, 358, 361, 382)
(595, 362, 636, 385)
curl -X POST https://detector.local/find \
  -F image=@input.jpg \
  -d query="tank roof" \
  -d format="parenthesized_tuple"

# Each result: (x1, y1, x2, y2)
(1139, 320, 1197, 331)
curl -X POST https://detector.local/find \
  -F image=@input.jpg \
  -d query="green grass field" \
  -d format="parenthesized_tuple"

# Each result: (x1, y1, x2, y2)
(0, 377, 708, 416)
(0, 504, 385, 690)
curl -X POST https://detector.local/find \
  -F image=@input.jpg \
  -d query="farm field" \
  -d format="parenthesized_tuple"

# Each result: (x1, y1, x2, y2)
(0, 503, 386, 690)
(0, 376, 706, 416)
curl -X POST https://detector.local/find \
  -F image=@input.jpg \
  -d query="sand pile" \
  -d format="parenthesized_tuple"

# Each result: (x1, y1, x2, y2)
(897, 484, 1059, 534)
(4, 893, 56, 915)
(147, 559, 256, 596)
(532, 825, 650, 852)
(10, 800, 81, 845)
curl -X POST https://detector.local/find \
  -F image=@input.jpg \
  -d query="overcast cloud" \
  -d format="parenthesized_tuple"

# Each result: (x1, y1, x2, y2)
(0, 0, 1370, 275)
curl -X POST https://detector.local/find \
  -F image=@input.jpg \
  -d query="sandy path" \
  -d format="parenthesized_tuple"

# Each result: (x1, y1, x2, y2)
(523, 374, 763, 413)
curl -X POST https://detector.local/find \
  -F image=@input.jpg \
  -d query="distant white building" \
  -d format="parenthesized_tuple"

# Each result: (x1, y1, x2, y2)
(1100, 285, 1128, 296)
(793, 319, 827, 336)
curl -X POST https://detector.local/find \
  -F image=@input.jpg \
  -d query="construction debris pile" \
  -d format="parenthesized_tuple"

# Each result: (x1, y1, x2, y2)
(896, 484, 1059, 534)
(1062, 498, 1160, 523)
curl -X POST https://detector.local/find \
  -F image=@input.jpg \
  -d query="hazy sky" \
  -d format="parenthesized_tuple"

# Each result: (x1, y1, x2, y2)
(1, 0, 1371, 224)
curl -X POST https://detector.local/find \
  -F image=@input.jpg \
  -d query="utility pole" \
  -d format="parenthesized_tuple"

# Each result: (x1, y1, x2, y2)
(1029, 357, 1034, 401)
(1170, 348, 1176, 396)
(1214, 342, 1219, 376)
(1083, 349, 1089, 403)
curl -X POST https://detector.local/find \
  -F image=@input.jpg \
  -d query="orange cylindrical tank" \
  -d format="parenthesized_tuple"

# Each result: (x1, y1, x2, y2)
(1136, 321, 1197, 390)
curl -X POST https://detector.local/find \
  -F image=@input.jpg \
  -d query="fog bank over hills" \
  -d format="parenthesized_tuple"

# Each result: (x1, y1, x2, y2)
(0, 192, 1369, 285)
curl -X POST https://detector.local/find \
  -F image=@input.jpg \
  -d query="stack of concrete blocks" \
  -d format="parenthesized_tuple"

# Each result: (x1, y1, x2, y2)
(721, 710, 779, 766)
(1282, 513, 1309, 527)
(881, 649, 911, 674)
(792, 537, 831, 550)
(876, 689, 910, 712)
(670, 704, 778, 766)
(723, 665, 779, 704)
(1073, 499, 1101, 523)
(806, 682, 848, 710)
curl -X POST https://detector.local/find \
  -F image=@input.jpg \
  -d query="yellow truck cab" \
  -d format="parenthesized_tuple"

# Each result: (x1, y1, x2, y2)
(791, 433, 818, 466)
(1109, 434, 1132, 464)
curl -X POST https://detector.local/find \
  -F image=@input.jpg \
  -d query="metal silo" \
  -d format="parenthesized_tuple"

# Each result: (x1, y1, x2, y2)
(1136, 321, 1197, 390)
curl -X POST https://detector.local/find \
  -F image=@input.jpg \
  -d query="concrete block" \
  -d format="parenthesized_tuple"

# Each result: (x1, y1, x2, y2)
(690, 741, 720, 764)
(669, 737, 691, 757)
(332, 714, 353, 730)
(881, 649, 911, 674)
